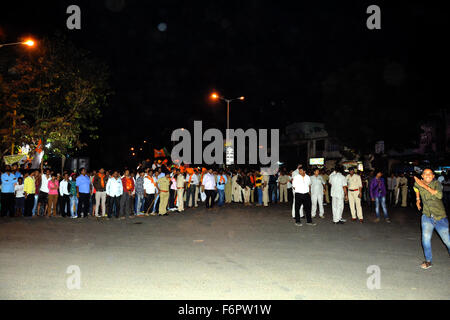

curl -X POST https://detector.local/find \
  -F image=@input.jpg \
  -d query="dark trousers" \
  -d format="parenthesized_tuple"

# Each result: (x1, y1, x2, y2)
(169, 189, 176, 209)
(59, 194, 70, 217)
(120, 192, 133, 217)
(108, 196, 121, 218)
(185, 185, 196, 207)
(294, 192, 312, 223)
(25, 194, 35, 217)
(269, 184, 277, 203)
(205, 189, 215, 208)
(77, 193, 90, 217)
(1, 193, 15, 217)
(144, 193, 155, 213)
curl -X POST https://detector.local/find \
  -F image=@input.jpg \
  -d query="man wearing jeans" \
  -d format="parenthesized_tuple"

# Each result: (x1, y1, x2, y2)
(370, 171, 391, 223)
(216, 170, 227, 207)
(414, 168, 450, 270)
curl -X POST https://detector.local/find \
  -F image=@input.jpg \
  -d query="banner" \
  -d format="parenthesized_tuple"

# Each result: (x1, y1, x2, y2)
(3, 154, 27, 165)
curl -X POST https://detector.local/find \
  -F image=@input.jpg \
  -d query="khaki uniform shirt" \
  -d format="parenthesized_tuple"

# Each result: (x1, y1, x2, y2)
(157, 176, 170, 192)
(346, 174, 362, 191)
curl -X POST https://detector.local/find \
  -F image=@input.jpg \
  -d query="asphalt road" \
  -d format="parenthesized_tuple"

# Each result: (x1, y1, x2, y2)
(0, 202, 448, 300)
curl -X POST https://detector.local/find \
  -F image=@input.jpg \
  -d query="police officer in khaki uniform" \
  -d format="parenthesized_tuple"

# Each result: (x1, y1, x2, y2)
(397, 173, 408, 207)
(321, 170, 330, 204)
(176, 169, 185, 212)
(157, 174, 171, 215)
(346, 167, 364, 222)
(278, 171, 290, 203)
(262, 171, 270, 206)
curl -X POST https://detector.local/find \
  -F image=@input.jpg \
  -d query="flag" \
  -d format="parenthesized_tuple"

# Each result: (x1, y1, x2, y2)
(31, 139, 44, 169)
(154, 148, 166, 158)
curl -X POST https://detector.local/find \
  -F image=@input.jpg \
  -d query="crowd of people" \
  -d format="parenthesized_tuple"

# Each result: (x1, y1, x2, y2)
(1, 162, 449, 222)
(1, 161, 449, 269)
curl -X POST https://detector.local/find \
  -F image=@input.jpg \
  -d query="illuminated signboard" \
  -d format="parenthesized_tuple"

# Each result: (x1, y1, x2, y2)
(309, 158, 324, 165)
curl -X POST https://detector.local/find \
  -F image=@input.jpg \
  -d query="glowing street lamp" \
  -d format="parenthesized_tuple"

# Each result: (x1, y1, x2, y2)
(210, 92, 245, 166)
(0, 38, 37, 49)
(210, 92, 245, 138)
(2, 38, 37, 154)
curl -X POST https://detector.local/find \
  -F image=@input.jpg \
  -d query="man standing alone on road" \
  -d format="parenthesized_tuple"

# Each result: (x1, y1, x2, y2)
(292, 165, 315, 227)
(414, 168, 450, 270)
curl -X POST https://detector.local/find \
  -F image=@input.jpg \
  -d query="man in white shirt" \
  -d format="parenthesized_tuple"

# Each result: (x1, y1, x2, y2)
(387, 173, 397, 206)
(310, 168, 326, 219)
(329, 167, 348, 224)
(201, 168, 217, 209)
(292, 165, 315, 226)
(59, 173, 71, 217)
(185, 170, 199, 208)
(106, 171, 123, 219)
(37, 169, 51, 217)
(143, 170, 158, 215)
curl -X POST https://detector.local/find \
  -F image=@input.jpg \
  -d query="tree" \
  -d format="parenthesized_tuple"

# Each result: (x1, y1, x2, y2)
(0, 35, 111, 169)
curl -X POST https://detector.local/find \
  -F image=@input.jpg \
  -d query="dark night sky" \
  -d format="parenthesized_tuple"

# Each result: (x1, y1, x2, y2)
(1, 1, 448, 168)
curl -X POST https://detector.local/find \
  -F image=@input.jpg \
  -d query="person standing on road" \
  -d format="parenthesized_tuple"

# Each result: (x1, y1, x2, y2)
(76, 168, 91, 218)
(397, 173, 408, 208)
(59, 173, 71, 218)
(310, 168, 325, 219)
(346, 167, 364, 223)
(387, 173, 397, 206)
(292, 165, 315, 227)
(278, 171, 289, 203)
(93, 168, 108, 217)
(120, 169, 135, 219)
(329, 167, 348, 224)
(414, 169, 450, 270)
(157, 172, 171, 216)
(47, 174, 59, 217)
(23, 170, 37, 218)
(321, 170, 330, 205)
(176, 169, 185, 212)
(216, 169, 227, 207)
(106, 171, 123, 219)
(202, 168, 217, 209)
(1, 166, 18, 217)
(370, 171, 391, 223)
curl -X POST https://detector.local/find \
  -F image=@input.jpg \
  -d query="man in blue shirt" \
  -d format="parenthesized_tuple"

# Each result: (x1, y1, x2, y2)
(1, 166, 17, 217)
(216, 169, 228, 207)
(76, 168, 91, 218)
(12, 164, 22, 179)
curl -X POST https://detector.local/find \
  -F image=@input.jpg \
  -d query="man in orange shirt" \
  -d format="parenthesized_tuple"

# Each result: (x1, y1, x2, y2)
(120, 169, 135, 220)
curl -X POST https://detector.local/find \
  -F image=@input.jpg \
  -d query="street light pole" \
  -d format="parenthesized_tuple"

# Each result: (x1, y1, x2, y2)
(210, 93, 245, 167)
(0, 39, 36, 155)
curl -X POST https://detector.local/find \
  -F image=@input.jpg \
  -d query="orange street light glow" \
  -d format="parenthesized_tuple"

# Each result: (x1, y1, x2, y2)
(211, 93, 219, 100)
(239, 96, 245, 100)
(24, 39, 35, 47)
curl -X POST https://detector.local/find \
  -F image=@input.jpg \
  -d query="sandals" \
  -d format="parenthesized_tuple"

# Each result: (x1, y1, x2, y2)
(420, 261, 432, 270)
